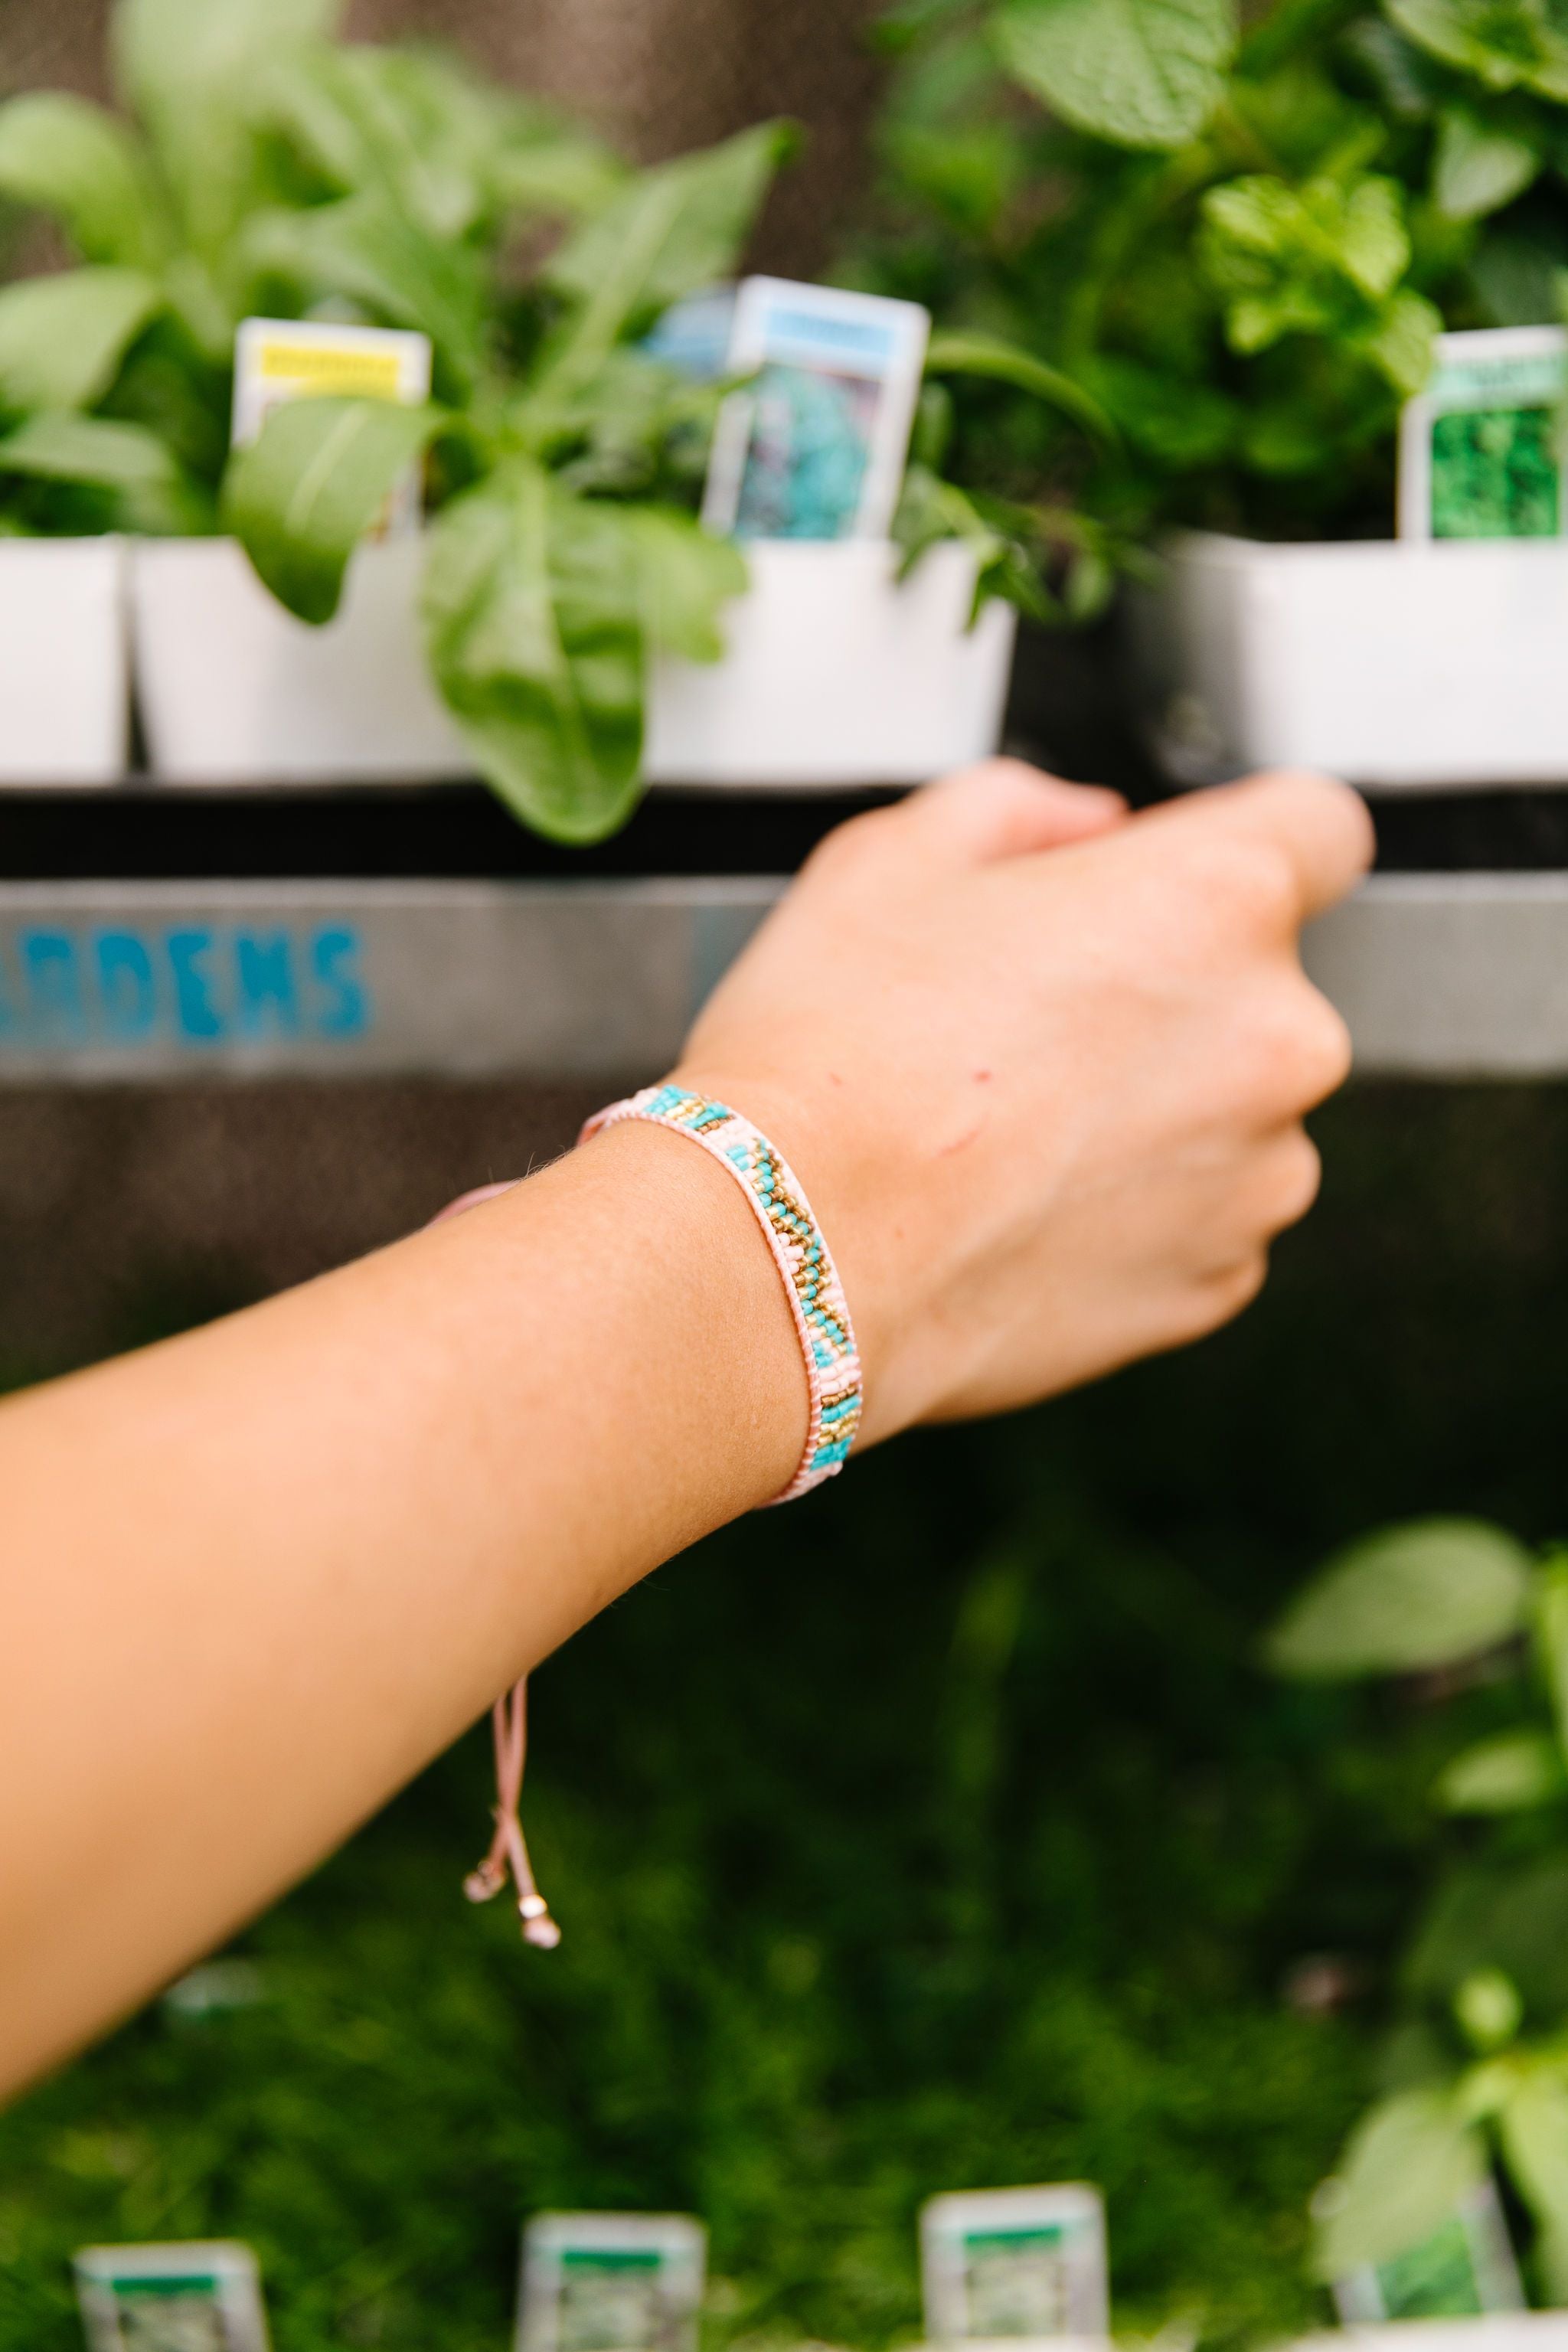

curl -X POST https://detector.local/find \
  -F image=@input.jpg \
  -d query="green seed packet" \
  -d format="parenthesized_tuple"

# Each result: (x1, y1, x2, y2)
(1333, 2181, 1524, 2323)
(921, 2186, 1109, 2343)
(74, 2244, 270, 2352)
(1399, 327, 1568, 541)
(516, 2214, 706, 2352)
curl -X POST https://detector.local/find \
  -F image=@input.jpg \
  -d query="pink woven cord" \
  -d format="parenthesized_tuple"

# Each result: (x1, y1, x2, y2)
(427, 1178, 558, 1949)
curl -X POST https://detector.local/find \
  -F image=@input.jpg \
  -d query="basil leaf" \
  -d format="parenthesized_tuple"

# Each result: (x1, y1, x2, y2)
(0, 410, 207, 532)
(422, 458, 647, 843)
(1432, 102, 1543, 217)
(0, 93, 171, 269)
(1312, 2086, 1487, 2279)
(994, 0, 1239, 150)
(1266, 1517, 1534, 1677)
(0, 268, 164, 415)
(926, 328, 1117, 443)
(222, 393, 444, 624)
(1500, 2071, 1568, 2285)
(1386, 0, 1568, 103)
(631, 505, 747, 662)
(113, 0, 340, 254)
(1435, 1729, 1568, 1812)
(541, 122, 789, 385)
(245, 195, 486, 396)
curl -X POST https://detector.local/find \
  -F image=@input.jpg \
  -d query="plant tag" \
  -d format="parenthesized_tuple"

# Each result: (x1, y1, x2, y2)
(1398, 327, 1568, 541)
(74, 2243, 271, 2352)
(515, 2213, 707, 2352)
(231, 318, 433, 537)
(920, 2185, 1109, 2344)
(701, 276, 929, 541)
(1333, 2180, 1525, 2323)
(643, 286, 737, 382)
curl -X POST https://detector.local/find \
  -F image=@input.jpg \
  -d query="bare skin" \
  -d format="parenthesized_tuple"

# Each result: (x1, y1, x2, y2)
(0, 760, 1372, 2098)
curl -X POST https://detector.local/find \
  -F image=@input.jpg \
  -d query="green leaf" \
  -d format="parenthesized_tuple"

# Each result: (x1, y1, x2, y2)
(541, 122, 790, 387)
(113, 0, 341, 254)
(630, 507, 747, 663)
(1311, 2085, 1486, 2278)
(222, 394, 443, 625)
(1432, 103, 1542, 216)
(1352, 285, 1441, 392)
(1501, 2069, 1568, 2249)
(0, 269, 164, 416)
(1386, 0, 1568, 103)
(422, 458, 648, 844)
(0, 94, 171, 269)
(244, 195, 486, 395)
(1266, 1517, 1533, 1677)
(1533, 1553, 1568, 1755)
(924, 329, 1118, 443)
(1454, 1966, 1524, 2050)
(0, 410, 176, 489)
(1082, 353, 1239, 466)
(1436, 1729, 1568, 1812)
(994, 0, 1239, 150)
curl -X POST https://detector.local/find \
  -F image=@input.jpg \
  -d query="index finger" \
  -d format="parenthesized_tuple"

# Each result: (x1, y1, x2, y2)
(1138, 769, 1375, 924)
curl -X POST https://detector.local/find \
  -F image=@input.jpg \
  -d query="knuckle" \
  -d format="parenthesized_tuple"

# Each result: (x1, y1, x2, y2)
(1262, 1131, 1322, 1230)
(1187, 832, 1299, 933)
(1240, 983, 1351, 1109)
(802, 804, 901, 880)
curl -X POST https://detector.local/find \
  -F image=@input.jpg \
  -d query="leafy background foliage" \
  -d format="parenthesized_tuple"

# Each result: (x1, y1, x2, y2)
(4, 1085, 1568, 2352)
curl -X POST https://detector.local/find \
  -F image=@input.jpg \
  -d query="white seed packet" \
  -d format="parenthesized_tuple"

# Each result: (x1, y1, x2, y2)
(1332, 2179, 1524, 2324)
(230, 316, 433, 534)
(701, 276, 929, 541)
(515, 2212, 707, 2352)
(74, 2243, 271, 2352)
(1397, 325, 1568, 541)
(921, 2184, 1109, 2344)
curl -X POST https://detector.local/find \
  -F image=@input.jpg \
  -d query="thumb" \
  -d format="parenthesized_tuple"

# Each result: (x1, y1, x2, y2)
(903, 758, 1126, 864)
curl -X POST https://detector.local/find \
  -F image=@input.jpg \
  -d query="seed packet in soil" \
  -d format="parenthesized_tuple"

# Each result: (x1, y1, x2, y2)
(1333, 2178, 1524, 2324)
(920, 2184, 1109, 2344)
(1399, 327, 1568, 541)
(74, 2243, 271, 2352)
(516, 2213, 707, 2352)
(701, 276, 929, 543)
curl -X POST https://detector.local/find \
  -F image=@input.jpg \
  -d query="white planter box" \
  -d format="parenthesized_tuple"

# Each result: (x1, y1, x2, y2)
(132, 536, 1016, 789)
(0, 537, 128, 784)
(1132, 528, 1568, 790)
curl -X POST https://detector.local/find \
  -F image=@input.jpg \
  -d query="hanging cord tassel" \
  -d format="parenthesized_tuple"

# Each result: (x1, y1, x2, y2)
(463, 1675, 560, 1948)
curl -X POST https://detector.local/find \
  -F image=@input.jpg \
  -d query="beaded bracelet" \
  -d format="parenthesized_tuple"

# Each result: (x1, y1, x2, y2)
(439, 1086, 861, 1951)
(580, 1083, 863, 1502)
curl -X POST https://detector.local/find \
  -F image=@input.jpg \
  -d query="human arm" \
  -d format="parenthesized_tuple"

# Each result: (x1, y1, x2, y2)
(0, 760, 1371, 2096)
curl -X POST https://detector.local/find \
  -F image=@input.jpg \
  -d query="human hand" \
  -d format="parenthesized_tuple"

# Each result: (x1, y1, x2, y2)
(673, 760, 1372, 1445)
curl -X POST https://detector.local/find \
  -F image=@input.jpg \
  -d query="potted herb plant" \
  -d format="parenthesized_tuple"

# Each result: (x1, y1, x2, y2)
(863, 0, 1568, 791)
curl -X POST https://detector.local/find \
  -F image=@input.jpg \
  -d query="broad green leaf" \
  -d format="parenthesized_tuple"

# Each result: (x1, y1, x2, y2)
(630, 507, 747, 664)
(113, 0, 341, 254)
(0, 94, 171, 269)
(994, 0, 1239, 150)
(422, 458, 647, 843)
(244, 196, 486, 395)
(1266, 1518, 1533, 1677)
(1533, 1553, 1568, 1754)
(1432, 103, 1542, 216)
(1501, 2069, 1568, 2247)
(542, 123, 789, 387)
(0, 269, 164, 416)
(1436, 1728, 1568, 1812)
(925, 329, 1117, 443)
(1387, 0, 1568, 103)
(222, 394, 443, 624)
(0, 410, 177, 489)
(1311, 2086, 1486, 2278)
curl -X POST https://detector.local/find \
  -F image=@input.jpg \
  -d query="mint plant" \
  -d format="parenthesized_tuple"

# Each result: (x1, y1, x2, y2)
(223, 126, 788, 843)
(860, 0, 1568, 551)
(0, 0, 616, 535)
(1269, 1517, 1568, 2298)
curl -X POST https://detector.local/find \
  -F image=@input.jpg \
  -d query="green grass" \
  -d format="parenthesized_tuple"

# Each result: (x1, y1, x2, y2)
(3, 1086, 1567, 2352)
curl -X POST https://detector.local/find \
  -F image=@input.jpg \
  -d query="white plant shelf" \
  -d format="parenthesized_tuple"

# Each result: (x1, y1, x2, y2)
(0, 870, 1565, 1083)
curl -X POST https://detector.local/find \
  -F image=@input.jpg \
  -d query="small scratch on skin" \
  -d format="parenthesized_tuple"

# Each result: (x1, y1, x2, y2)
(936, 1121, 985, 1158)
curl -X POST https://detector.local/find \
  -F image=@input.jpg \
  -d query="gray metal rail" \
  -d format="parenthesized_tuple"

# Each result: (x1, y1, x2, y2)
(0, 872, 1563, 1083)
